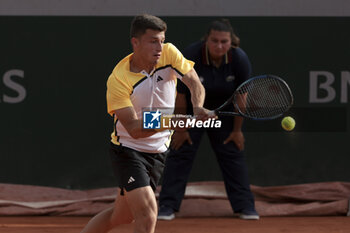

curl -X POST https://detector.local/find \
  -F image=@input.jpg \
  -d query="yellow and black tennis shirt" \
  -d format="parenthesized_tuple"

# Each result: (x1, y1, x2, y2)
(106, 43, 194, 153)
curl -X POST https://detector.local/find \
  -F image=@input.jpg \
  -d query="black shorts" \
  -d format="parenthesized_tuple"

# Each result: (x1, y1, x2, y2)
(109, 143, 168, 195)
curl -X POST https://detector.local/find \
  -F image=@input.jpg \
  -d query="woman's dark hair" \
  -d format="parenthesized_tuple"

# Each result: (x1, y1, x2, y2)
(204, 19, 240, 47)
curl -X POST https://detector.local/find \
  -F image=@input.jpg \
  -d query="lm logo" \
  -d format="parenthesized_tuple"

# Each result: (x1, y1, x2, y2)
(143, 110, 162, 129)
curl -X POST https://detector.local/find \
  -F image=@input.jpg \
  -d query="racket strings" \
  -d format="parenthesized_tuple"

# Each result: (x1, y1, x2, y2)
(235, 76, 292, 118)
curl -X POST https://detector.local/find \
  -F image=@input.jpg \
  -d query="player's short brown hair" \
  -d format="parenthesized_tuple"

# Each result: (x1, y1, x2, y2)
(130, 14, 167, 38)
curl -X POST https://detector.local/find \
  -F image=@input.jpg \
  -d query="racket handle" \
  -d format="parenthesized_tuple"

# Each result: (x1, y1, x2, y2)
(208, 110, 217, 117)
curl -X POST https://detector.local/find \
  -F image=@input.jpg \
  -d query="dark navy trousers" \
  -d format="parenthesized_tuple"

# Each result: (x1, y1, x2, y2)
(159, 119, 256, 213)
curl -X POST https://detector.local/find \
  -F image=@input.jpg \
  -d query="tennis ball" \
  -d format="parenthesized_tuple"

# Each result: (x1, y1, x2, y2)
(281, 116, 295, 131)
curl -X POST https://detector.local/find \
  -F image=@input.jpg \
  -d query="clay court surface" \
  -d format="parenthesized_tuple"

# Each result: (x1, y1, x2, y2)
(0, 216, 349, 233)
(1, 182, 349, 232)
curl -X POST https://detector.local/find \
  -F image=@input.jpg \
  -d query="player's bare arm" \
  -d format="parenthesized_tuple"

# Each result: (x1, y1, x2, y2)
(113, 107, 158, 139)
(114, 105, 179, 138)
(181, 69, 205, 108)
(181, 68, 209, 119)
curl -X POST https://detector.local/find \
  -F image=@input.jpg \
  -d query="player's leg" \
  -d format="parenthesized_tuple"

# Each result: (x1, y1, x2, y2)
(121, 147, 167, 232)
(125, 186, 158, 233)
(80, 189, 134, 233)
(158, 128, 204, 214)
(109, 143, 167, 231)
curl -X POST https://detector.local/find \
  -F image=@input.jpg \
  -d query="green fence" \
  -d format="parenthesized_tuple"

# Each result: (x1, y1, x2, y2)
(0, 17, 349, 189)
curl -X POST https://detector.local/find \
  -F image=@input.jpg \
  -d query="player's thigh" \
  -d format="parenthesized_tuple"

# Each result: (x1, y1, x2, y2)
(110, 188, 134, 225)
(124, 186, 157, 219)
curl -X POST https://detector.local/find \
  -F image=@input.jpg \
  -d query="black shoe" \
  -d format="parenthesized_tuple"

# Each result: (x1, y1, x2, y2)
(157, 206, 175, 220)
(237, 209, 260, 220)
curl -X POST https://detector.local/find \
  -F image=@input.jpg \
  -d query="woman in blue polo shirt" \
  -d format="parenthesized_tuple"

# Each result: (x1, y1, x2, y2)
(158, 19, 259, 220)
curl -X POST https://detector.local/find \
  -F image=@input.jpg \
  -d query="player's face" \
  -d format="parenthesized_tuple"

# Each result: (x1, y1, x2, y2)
(134, 29, 165, 65)
(206, 30, 232, 60)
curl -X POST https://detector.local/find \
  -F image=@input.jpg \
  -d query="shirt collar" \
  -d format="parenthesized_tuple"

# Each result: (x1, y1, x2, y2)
(201, 42, 232, 66)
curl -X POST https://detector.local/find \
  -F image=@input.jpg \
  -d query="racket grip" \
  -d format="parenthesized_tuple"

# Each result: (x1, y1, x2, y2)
(208, 110, 217, 117)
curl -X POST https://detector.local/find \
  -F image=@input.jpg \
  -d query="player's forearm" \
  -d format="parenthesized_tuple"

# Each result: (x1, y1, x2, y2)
(113, 108, 160, 139)
(127, 118, 178, 138)
(127, 119, 159, 139)
(181, 69, 205, 108)
(189, 82, 205, 108)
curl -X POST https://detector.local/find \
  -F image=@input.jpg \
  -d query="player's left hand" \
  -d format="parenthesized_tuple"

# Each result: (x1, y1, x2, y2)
(223, 131, 245, 151)
(193, 107, 216, 121)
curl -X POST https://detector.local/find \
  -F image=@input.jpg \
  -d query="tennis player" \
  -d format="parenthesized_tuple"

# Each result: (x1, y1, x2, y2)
(80, 14, 209, 233)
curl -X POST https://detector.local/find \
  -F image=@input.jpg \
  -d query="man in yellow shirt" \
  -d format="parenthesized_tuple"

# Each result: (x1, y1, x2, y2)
(81, 14, 209, 233)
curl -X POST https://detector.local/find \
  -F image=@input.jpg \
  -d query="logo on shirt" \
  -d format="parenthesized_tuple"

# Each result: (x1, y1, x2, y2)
(226, 75, 235, 82)
(143, 110, 161, 129)
(157, 76, 163, 82)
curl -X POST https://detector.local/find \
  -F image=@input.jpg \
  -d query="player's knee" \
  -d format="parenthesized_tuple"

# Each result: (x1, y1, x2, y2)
(142, 216, 157, 232)
(135, 210, 157, 230)
(148, 211, 157, 224)
(141, 211, 157, 223)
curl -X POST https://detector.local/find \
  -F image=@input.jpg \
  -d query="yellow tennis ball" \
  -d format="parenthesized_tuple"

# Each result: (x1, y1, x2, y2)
(281, 116, 295, 131)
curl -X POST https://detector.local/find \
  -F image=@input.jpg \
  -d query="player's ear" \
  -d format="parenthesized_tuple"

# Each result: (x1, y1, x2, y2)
(131, 37, 139, 49)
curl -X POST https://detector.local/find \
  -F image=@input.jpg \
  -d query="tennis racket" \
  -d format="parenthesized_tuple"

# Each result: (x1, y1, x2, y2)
(210, 74, 293, 120)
